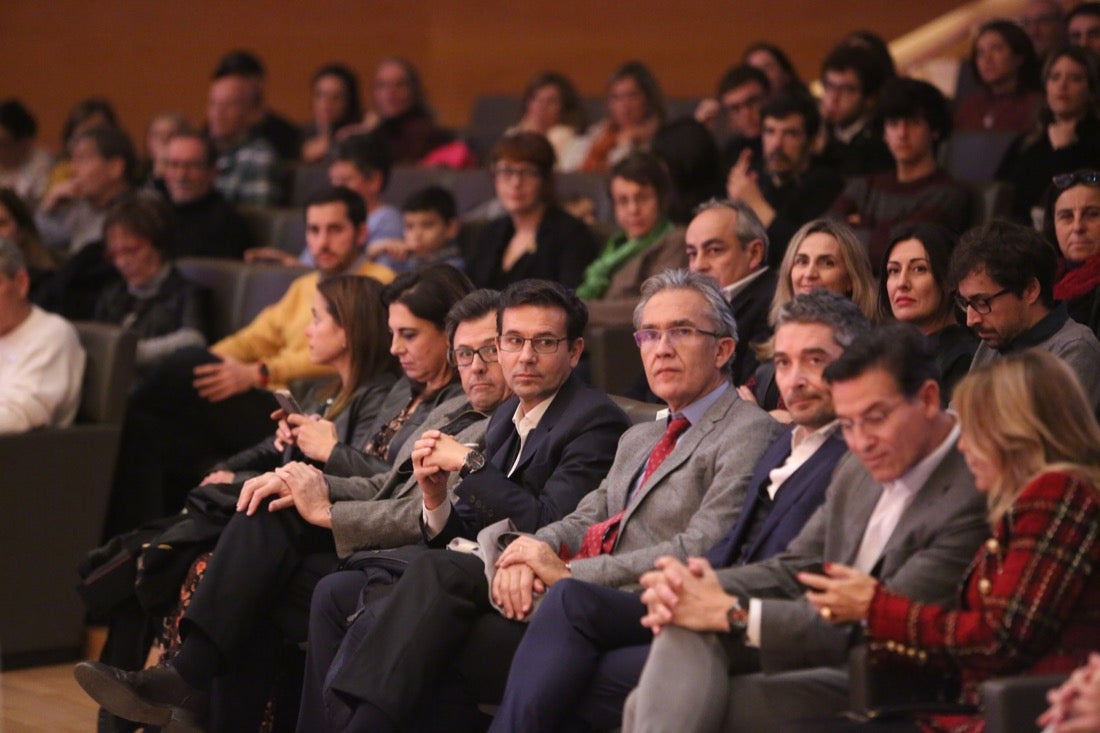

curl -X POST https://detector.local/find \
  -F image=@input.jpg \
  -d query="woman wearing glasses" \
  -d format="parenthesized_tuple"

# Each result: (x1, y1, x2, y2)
(1045, 169, 1100, 338)
(796, 350, 1100, 733)
(878, 222, 977, 404)
(467, 131, 597, 290)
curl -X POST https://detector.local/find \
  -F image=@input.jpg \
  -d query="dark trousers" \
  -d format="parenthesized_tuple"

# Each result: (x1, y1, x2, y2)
(324, 550, 527, 732)
(488, 579, 652, 733)
(107, 346, 278, 537)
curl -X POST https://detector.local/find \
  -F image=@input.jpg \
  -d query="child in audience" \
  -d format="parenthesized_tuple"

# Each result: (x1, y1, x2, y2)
(368, 185, 464, 272)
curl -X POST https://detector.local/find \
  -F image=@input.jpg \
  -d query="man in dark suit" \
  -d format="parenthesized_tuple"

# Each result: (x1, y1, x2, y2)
(317, 269, 783, 732)
(685, 199, 778, 385)
(487, 290, 868, 732)
(623, 323, 989, 732)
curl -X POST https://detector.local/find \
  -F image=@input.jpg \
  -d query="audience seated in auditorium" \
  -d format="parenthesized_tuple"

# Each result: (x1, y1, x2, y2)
(742, 218, 877, 414)
(366, 185, 464, 273)
(110, 187, 395, 519)
(94, 191, 207, 381)
(877, 222, 976, 404)
(490, 289, 867, 733)
(686, 198, 777, 385)
(578, 151, 686, 322)
(206, 64, 283, 206)
(300, 63, 363, 164)
(506, 71, 588, 168)
(341, 57, 452, 165)
(1069, 2, 1100, 56)
(951, 218, 1100, 412)
(573, 61, 665, 173)
(45, 98, 120, 194)
(0, 187, 55, 299)
(1047, 169, 1100, 337)
(310, 270, 782, 732)
(954, 20, 1042, 134)
(36, 125, 134, 256)
(727, 92, 845, 267)
(0, 237, 84, 435)
(785, 350, 1100, 733)
(816, 45, 894, 176)
(467, 131, 597, 290)
(213, 50, 301, 161)
(0, 99, 54, 207)
(694, 64, 770, 174)
(743, 42, 809, 99)
(622, 322, 987, 732)
(139, 111, 188, 188)
(161, 131, 252, 259)
(997, 47, 1100, 225)
(830, 77, 972, 270)
(1020, 0, 1066, 61)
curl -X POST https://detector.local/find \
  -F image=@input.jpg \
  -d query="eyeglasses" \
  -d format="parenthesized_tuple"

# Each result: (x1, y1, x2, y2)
(498, 335, 569, 354)
(450, 344, 499, 366)
(837, 398, 908, 436)
(1053, 170, 1100, 190)
(954, 288, 1010, 315)
(492, 165, 542, 182)
(633, 327, 723, 348)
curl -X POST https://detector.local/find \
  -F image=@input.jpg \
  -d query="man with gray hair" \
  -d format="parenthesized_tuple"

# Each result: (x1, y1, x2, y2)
(314, 269, 783, 732)
(686, 198, 778, 384)
(0, 238, 85, 433)
(488, 290, 867, 732)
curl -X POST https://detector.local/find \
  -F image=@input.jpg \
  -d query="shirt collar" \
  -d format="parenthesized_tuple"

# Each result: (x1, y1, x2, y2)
(656, 381, 729, 426)
(511, 390, 558, 439)
(722, 266, 770, 302)
(791, 420, 839, 451)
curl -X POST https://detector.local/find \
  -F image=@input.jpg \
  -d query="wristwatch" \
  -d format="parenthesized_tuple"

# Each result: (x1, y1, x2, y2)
(726, 598, 748, 637)
(458, 449, 487, 479)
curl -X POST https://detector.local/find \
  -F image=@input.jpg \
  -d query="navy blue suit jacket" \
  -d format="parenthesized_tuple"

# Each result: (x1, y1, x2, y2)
(706, 425, 848, 567)
(427, 373, 631, 546)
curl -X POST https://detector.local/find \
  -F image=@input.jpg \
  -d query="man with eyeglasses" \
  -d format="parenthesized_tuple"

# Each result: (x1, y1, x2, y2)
(694, 65, 770, 175)
(817, 45, 894, 177)
(161, 131, 253, 259)
(951, 219, 1100, 412)
(314, 270, 781, 732)
(621, 323, 987, 732)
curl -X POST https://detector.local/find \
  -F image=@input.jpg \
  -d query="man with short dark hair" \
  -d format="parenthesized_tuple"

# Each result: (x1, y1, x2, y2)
(316, 270, 783, 732)
(951, 219, 1100, 410)
(818, 45, 894, 176)
(830, 77, 972, 270)
(36, 125, 134, 254)
(488, 290, 867, 732)
(207, 68, 282, 206)
(212, 50, 301, 161)
(1068, 2, 1100, 56)
(695, 65, 771, 173)
(162, 131, 252, 259)
(726, 93, 845, 265)
(622, 323, 988, 732)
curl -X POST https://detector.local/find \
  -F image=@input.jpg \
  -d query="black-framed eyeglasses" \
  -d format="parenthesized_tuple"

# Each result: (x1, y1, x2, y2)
(450, 344, 499, 366)
(1053, 170, 1100, 190)
(498, 335, 569, 354)
(492, 165, 542, 182)
(954, 288, 1010, 315)
(633, 327, 723, 348)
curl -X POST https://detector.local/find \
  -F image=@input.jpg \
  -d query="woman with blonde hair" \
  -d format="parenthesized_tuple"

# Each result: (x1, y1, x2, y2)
(798, 350, 1100, 733)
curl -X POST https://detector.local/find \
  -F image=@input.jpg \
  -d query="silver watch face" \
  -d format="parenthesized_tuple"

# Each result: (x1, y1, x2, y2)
(465, 450, 486, 474)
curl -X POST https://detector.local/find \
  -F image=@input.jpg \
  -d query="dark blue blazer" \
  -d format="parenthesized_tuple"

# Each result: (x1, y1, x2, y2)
(706, 425, 848, 567)
(427, 373, 631, 546)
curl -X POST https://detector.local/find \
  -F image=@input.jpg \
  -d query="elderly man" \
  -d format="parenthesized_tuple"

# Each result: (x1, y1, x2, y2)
(488, 290, 868, 732)
(207, 69, 282, 206)
(685, 199, 776, 384)
(621, 323, 988, 732)
(319, 269, 782, 732)
(0, 237, 84, 434)
(75, 288, 528, 731)
(161, 131, 252, 259)
(952, 219, 1100, 411)
(726, 93, 845, 266)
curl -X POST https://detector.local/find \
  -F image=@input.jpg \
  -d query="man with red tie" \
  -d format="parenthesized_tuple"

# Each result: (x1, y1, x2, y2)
(319, 269, 783, 733)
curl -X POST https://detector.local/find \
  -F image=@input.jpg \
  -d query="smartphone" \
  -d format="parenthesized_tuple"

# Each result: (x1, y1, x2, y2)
(274, 389, 304, 415)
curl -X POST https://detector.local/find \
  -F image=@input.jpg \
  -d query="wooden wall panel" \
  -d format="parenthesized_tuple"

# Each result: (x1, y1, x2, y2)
(0, 0, 962, 154)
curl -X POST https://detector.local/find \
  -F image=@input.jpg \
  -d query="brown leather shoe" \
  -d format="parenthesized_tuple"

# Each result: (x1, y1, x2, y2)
(74, 662, 207, 733)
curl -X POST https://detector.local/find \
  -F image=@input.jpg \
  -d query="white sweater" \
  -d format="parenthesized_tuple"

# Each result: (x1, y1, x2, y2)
(0, 306, 85, 434)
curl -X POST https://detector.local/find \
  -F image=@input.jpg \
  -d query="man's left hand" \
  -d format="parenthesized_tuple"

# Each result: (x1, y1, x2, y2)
(275, 462, 333, 528)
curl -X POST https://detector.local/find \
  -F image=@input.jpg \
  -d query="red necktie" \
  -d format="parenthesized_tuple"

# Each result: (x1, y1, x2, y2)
(567, 416, 691, 560)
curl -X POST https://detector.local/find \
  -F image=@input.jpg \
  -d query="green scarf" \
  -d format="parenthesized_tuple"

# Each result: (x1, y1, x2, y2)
(576, 219, 674, 299)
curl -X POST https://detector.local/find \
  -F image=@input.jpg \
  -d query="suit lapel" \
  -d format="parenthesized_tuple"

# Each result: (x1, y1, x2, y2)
(877, 444, 962, 563)
(506, 375, 580, 477)
(838, 469, 883, 566)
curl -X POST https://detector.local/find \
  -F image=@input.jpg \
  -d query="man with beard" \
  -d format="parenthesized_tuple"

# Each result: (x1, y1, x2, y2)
(725, 93, 845, 267)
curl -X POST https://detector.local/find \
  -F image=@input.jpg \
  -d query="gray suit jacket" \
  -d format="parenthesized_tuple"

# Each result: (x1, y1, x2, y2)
(327, 394, 488, 558)
(536, 388, 784, 588)
(716, 444, 988, 673)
